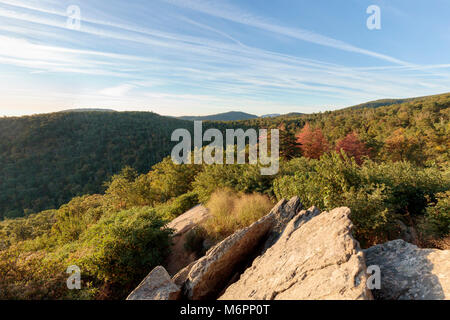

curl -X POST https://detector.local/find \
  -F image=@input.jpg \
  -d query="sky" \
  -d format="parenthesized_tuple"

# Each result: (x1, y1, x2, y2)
(0, 0, 450, 117)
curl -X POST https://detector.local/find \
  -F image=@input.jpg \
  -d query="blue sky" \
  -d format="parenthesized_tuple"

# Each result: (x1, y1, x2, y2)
(1, 0, 449, 117)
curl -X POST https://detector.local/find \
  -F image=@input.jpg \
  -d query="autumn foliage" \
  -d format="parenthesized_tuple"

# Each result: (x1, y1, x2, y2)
(335, 132, 370, 164)
(295, 123, 329, 159)
(384, 128, 424, 165)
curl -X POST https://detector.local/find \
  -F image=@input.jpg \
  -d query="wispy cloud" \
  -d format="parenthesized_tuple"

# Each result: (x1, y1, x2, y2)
(0, 0, 449, 116)
(162, 0, 411, 65)
(99, 84, 134, 97)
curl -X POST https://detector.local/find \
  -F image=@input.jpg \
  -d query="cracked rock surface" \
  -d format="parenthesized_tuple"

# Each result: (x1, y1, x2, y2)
(219, 207, 373, 300)
(183, 204, 278, 300)
(364, 239, 449, 300)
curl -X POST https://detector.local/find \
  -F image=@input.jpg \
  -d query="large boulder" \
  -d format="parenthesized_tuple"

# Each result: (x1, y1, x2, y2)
(165, 205, 210, 275)
(364, 239, 450, 300)
(183, 197, 302, 300)
(219, 207, 373, 300)
(126, 266, 181, 300)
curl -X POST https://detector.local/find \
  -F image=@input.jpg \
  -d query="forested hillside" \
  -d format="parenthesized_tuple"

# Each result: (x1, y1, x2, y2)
(235, 92, 450, 166)
(0, 93, 448, 221)
(0, 93, 448, 300)
(0, 112, 194, 219)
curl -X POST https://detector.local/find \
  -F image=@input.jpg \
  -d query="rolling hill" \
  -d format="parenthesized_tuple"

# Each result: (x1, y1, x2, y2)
(0, 112, 195, 218)
(345, 93, 448, 111)
(178, 111, 258, 121)
(59, 108, 117, 113)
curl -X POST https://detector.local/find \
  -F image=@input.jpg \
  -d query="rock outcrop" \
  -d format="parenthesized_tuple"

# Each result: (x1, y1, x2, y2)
(126, 266, 181, 300)
(128, 197, 449, 301)
(220, 206, 373, 300)
(165, 205, 210, 275)
(183, 197, 303, 300)
(364, 239, 450, 300)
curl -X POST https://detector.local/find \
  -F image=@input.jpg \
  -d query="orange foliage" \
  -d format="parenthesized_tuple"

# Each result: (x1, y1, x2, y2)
(335, 132, 370, 164)
(295, 123, 329, 159)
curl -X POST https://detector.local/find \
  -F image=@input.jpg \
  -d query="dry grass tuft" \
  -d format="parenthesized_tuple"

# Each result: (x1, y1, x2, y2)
(203, 189, 274, 241)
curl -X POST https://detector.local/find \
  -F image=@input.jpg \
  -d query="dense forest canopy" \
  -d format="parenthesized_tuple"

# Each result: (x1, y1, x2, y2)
(0, 93, 449, 219)
(232, 92, 450, 166)
(0, 112, 197, 219)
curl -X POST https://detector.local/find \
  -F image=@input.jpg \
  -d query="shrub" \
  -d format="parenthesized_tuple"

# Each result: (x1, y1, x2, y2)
(104, 159, 202, 209)
(155, 192, 199, 221)
(0, 248, 74, 300)
(0, 210, 56, 250)
(343, 185, 394, 246)
(73, 207, 173, 298)
(0, 205, 173, 300)
(273, 152, 361, 209)
(51, 194, 104, 244)
(419, 191, 450, 240)
(147, 157, 203, 204)
(272, 153, 448, 247)
(359, 161, 448, 216)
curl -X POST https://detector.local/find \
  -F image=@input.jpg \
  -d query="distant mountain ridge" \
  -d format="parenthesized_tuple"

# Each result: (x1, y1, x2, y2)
(52, 93, 447, 120)
(181, 94, 446, 121)
(178, 111, 258, 121)
(178, 111, 306, 121)
(345, 93, 448, 111)
(260, 113, 281, 118)
(60, 108, 117, 113)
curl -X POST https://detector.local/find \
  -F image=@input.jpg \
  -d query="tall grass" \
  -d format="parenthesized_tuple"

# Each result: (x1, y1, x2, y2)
(203, 189, 274, 241)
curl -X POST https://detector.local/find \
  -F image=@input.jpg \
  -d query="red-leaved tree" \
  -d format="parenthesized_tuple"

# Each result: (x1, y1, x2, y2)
(335, 132, 370, 165)
(295, 123, 329, 159)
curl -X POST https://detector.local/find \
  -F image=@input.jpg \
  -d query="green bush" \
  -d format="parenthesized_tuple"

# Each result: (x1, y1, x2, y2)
(0, 205, 173, 300)
(359, 161, 448, 216)
(75, 207, 173, 292)
(420, 191, 450, 239)
(104, 159, 202, 209)
(51, 194, 104, 244)
(273, 152, 362, 209)
(155, 192, 199, 221)
(342, 185, 394, 246)
(0, 210, 56, 250)
(273, 153, 448, 246)
(146, 157, 203, 204)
